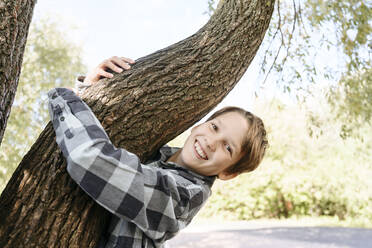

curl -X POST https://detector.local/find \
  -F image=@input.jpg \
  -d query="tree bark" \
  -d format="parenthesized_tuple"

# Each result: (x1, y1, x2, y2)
(0, 0, 37, 146)
(0, 0, 275, 247)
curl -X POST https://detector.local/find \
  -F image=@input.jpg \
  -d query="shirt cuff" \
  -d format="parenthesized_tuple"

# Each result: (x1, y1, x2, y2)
(75, 76, 92, 96)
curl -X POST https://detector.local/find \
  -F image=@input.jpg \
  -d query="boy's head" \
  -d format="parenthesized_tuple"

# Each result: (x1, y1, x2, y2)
(168, 106, 268, 180)
(207, 107, 268, 176)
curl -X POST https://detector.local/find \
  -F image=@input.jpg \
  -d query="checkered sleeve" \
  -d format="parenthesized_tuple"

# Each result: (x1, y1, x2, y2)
(74, 76, 91, 96)
(47, 87, 207, 242)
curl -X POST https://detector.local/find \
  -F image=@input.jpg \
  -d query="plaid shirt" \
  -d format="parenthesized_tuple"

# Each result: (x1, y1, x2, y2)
(47, 87, 215, 248)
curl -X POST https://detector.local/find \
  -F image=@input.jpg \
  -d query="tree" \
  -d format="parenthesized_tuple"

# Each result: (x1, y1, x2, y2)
(207, 0, 371, 87)
(208, 0, 371, 137)
(313, 67, 372, 140)
(0, 0, 37, 146)
(0, 17, 86, 192)
(263, 0, 371, 138)
(0, 0, 275, 247)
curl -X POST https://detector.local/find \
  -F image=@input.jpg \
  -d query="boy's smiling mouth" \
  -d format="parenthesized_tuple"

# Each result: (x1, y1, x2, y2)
(194, 140, 208, 160)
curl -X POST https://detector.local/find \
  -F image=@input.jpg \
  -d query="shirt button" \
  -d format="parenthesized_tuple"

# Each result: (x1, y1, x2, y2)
(60, 116, 65, 121)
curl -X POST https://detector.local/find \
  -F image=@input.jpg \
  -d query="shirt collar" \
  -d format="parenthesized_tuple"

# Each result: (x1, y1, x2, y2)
(158, 146, 216, 187)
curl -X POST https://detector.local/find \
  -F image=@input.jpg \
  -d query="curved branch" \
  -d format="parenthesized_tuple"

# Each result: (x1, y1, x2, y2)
(82, 0, 276, 159)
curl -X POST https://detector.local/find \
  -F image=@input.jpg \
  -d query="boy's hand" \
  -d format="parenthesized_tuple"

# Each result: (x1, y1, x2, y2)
(83, 56, 135, 84)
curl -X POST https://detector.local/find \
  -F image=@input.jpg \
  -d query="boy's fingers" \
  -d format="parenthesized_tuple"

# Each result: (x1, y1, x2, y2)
(121, 56, 135, 64)
(98, 68, 113, 78)
(106, 60, 124, 73)
(111, 56, 130, 70)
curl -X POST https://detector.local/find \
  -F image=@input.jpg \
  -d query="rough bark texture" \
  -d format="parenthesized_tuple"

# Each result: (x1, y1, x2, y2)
(0, 0, 275, 247)
(0, 0, 37, 146)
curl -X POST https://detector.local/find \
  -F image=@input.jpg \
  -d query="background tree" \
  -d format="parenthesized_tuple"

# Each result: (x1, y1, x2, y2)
(0, 0, 37, 146)
(0, 0, 275, 247)
(0, 17, 86, 192)
(208, 0, 371, 137)
(310, 67, 372, 140)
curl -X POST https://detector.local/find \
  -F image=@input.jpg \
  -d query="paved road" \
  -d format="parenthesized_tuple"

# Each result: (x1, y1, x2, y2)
(167, 224, 372, 248)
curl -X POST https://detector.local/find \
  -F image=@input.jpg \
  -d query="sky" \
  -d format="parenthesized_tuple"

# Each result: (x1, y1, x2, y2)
(33, 0, 262, 112)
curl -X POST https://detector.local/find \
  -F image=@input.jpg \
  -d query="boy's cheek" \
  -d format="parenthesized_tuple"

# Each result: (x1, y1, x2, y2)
(182, 149, 194, 164)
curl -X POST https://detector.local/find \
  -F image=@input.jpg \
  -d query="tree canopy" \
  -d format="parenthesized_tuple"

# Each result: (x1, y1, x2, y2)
(207, 0, 371, 138)
(208, 0, 371, 85)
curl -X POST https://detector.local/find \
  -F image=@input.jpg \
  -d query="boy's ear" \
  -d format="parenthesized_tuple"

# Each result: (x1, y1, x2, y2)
(217, 171, 239, 181)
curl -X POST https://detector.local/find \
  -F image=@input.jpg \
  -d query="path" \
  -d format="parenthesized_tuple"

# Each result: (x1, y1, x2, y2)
(167, 221, 372, 248)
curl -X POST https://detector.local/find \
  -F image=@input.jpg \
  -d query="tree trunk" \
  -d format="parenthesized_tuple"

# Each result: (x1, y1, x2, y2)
(0, 0, 275, 247)
(0, 0, 37, 146)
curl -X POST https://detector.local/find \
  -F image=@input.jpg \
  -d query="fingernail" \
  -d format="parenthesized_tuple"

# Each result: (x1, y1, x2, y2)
(119, 68, 123, 72)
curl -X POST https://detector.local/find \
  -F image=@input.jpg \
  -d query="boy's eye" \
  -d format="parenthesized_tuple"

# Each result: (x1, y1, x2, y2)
(225, 144, 232, 154)
(211, 123, 218, 131)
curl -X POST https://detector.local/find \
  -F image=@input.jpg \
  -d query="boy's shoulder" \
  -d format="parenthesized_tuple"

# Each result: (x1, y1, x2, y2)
(150, 145, 216, 188)
(145, 145, 180, 164)
(159, 145, 181, 161)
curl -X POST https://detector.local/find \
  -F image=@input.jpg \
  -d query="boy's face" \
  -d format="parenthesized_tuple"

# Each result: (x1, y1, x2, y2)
(172, 112, 248, 179)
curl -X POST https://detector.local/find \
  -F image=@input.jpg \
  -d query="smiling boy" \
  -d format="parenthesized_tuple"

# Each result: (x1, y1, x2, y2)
(48, 57, 267, 248)
(168, 111, 249, 180)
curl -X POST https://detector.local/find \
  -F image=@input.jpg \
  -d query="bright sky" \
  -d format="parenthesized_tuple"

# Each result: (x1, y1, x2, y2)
(33, 0, 262, 112)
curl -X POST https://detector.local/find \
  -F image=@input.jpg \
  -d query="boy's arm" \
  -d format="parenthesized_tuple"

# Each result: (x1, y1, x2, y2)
(47, 88, 208, 241)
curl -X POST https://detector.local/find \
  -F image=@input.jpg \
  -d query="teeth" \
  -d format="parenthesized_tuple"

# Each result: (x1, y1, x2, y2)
(195, 141, 207, 160)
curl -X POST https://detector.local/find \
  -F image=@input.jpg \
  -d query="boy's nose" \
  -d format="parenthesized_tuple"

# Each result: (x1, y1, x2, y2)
(206, 137, 217, 152)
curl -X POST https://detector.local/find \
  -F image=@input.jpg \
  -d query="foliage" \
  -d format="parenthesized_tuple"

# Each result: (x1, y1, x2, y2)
(206, 0, 371, 89)
(259, 0, 370, 93)
(0, 17, 86, 192)
(196, 96, 372, 227)
(206, 0, 371, 139)
(305, 0, 371, 72)
(327, 68, 372, 139)
(305, 67, 372, 140)
(203, 0, 217, 15)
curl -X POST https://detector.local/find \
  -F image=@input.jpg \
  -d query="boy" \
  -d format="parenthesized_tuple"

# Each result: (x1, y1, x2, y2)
(47, 57, 268, 248)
